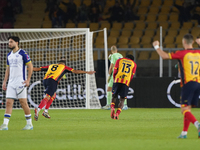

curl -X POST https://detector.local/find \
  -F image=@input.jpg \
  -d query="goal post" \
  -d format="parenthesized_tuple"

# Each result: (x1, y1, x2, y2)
(0, 28, 101, 109)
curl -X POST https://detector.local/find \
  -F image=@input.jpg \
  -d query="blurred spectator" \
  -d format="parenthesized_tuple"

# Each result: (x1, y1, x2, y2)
(3, 1, 15, 25)
(107, 1, 124, 22)
(122, 1, 139, 22)
(96, 0, 106, 11)
(11, 0, 23, 14)
(89, 7, 99, 22)
(45, 0, 59, 12)
(62, 0, 77, 23)
(196, 0, 200, 4)
(49, 5, 64, 28)
(78, 3, 88, 22)
(89, 0, 101, 22)
(0, 0, 7, 9)
(192, 13, 200, 27)
(120, 0, 139, 22)
(89, 0, 101, 14)
(173, 2, 197, 26)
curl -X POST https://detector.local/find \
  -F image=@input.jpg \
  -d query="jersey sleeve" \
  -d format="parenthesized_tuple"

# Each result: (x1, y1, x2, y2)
(21, 51, 31, 64)
(110, 55, 114, 64)
(113, 59, 120, 79)
(131, 63, 137, 81)
(132, 63, 137, 75)
(168, 50, 184, 59)
(6, 52, 11, 66)
(40, 66, 49, 71)
(65, 66, 74, 73)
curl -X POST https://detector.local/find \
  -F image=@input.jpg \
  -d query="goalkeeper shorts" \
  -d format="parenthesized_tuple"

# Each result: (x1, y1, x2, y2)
(43, 78, 58, 97)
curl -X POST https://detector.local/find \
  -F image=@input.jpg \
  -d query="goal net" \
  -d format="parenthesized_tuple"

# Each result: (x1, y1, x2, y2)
(0, 28, 101, 109)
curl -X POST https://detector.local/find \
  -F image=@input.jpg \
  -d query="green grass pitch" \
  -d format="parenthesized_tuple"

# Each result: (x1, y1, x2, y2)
(0, 108, 200, 150)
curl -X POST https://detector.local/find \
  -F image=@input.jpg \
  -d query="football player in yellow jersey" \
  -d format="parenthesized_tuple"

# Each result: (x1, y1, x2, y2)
(102, 45, 127, 110)
(33, 58, 95, 121)
(153, 34, 200, 139)
(110, 54, 137, 120)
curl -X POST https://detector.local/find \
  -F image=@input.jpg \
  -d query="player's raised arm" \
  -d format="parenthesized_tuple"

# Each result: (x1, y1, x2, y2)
(196, 38, 200, 46)
(72, 70, 95, 74)
(152, 40, 170, 59)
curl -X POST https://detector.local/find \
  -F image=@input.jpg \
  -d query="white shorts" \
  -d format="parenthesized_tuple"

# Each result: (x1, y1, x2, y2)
(6, 85, 27, 99)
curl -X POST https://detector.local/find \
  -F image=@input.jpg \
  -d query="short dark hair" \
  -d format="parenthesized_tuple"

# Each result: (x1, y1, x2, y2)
(58, 57, 66, 65)
(8, 36, 20, 45)
(126, 54, 134, 61)
(183, 34, 193, 44)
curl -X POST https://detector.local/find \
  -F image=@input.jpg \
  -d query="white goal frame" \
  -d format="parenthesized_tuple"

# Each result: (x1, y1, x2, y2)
(0, 28, 100, 109)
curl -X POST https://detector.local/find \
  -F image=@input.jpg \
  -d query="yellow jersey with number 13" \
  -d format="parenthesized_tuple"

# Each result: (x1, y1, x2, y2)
(113, 58, 137, 86)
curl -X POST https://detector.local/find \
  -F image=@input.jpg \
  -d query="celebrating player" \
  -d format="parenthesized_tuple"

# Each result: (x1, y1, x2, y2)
(1, 36, 33, 130)
(33, 58, 95, 121)
(102, 45, 128, 110)
(153, 34, 200, 138)
(110, 54, 137, 119)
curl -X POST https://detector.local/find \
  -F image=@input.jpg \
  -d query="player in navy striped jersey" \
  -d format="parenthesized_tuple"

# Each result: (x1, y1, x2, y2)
(1, 36, 33, 130)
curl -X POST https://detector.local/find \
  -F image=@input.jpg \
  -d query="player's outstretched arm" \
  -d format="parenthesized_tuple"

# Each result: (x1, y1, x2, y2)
(152, 40, 170, 59)
(72, 70, 96, 74)
(33, 67, 41, 71)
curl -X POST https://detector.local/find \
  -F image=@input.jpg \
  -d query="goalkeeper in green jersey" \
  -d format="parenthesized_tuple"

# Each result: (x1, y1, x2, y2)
(102, 45, 128, 110)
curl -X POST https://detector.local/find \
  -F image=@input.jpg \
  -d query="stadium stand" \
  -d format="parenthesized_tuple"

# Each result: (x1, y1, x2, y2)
(149, 51, 159, 60)
(2, 0, 199, 70)
(151, 0, 162, 6)
(109, 29, 120, 37)
(14, 0, 46, 28)
(137, 51, 150, 60)
(117, 36, 129, 46)
(121, 29, 132, 37)
(123, 22, 134, 30)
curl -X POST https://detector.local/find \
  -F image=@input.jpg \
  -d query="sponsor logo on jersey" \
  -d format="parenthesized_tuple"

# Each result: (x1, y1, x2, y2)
(25, 53, 30, 60)
(18, 86, 24, 89)
(120, 74, 127, 79)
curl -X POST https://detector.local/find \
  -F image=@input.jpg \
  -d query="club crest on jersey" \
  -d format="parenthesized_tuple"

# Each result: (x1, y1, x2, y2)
(16, 54, 19, 57)
(119, 74, 127, 79)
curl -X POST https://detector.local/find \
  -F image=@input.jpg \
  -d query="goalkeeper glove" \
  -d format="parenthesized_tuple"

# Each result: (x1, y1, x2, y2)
(63, 74, 67, 79)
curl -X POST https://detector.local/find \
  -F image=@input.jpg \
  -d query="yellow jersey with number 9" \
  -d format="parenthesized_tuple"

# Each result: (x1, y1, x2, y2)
(168, 49, 200, 86)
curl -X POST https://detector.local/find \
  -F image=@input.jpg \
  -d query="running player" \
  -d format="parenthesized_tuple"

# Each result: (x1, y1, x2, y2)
(33, 58, 95, 121)
(153, 34, 200, 138)
(0, 36, 33, 130)
(110, 54, 137, 119)
(102, 45, 128, 110)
